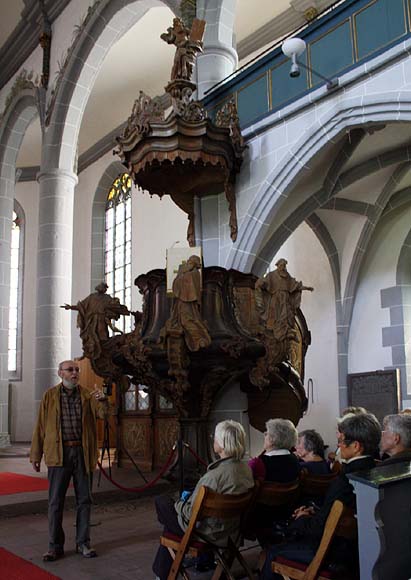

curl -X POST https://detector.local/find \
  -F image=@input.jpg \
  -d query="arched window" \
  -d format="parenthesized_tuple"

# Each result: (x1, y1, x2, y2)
(8, 208, 23, 377)
(105, 173, 132, 332)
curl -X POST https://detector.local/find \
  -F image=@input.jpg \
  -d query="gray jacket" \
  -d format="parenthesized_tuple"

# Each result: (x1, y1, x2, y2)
(175, 456, 254, 546)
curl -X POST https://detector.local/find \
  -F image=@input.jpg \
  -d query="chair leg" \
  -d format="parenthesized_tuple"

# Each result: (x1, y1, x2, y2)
(210, 563, 224, 580)
(257, 549, 266, 573)
(167, 547, 190, 580)
(233, 546, 256, 579)
(212, 550, 236, 580)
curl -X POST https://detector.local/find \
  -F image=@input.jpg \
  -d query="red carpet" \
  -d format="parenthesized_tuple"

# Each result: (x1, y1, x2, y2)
(0, 472, 49, 495)
(0, 548, 61, 579)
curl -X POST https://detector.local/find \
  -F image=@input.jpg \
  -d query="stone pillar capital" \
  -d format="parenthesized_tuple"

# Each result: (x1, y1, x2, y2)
(196, 42, 239, 99)
(37, 168, 78, 186)
(201, 42, 238, 69)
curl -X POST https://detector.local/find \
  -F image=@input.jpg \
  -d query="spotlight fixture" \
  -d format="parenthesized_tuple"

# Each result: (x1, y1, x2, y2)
(281, 37, 339, 91)
(282, 37, 306, 78)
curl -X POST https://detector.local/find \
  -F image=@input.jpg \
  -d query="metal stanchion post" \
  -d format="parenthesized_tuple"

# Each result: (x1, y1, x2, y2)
(177, 436, 184, 496)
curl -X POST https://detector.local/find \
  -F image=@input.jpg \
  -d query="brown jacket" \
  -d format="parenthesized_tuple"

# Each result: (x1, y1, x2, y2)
(30, 383, 107, 473)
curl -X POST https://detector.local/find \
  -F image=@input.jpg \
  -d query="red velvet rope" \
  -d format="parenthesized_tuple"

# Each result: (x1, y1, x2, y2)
(97, 446, 176, 493)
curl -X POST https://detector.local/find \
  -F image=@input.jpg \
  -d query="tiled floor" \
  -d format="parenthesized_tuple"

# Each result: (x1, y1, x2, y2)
(0, 445, 261, 580)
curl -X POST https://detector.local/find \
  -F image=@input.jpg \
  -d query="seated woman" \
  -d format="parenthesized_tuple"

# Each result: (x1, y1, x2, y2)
(296, 429, 330, 475)
(152, 419, 254, 580)
(248, 418, 301, 482)
(248, 419, 301, 539)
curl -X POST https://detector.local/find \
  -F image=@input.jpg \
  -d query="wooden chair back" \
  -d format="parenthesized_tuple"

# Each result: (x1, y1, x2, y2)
(272, 499, 357, 580)
(299, 469, 340, 498)
(163, 484, 257, 580)
(257, 479, 300, 507)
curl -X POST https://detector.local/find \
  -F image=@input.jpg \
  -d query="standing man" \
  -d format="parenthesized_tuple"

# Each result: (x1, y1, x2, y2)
(30, 360, 108, 561)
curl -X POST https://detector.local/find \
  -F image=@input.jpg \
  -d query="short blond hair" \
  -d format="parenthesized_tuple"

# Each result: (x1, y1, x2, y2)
(214, 420, 246, 460)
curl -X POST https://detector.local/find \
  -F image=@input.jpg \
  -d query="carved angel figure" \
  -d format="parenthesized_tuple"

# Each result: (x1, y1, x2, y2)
(161, 17, 203, 82)
(62, 282, 129, 360)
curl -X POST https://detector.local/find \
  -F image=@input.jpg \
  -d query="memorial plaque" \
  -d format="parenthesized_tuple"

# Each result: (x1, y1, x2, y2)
(347, 370, 400, 423)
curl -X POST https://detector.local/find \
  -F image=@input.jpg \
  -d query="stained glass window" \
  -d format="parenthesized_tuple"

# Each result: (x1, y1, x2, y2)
(105, 173, 132, 333)
(8, 211, 21, 374)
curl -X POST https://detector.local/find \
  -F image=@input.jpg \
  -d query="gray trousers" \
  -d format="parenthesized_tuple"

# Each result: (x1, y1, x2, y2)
(47, 446, 92, 551)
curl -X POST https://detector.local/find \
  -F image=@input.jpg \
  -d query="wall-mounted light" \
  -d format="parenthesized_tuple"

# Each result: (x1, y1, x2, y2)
(282, 37, 339, 91)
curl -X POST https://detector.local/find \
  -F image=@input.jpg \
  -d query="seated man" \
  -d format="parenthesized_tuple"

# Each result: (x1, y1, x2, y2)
(260, 412, 381, 579)
(379, 414, 411, 465)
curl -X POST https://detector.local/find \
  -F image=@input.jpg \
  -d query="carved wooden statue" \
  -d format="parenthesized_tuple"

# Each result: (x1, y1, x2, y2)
(164, 255, 211, 398)
(251, 259, 313, 388)
(62, 282, 130, 360)
(160, 17, 203, 82)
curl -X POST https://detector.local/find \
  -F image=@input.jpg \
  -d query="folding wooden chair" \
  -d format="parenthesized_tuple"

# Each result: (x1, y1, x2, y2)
(271, 499, 357, 580)
(160, 484, 258, 580)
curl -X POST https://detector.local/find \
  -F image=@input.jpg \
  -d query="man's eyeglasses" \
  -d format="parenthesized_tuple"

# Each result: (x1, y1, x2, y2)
(61, 366, 80, 373)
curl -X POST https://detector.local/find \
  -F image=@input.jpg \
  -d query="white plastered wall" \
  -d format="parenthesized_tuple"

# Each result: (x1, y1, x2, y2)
(349, 205, 411, 375)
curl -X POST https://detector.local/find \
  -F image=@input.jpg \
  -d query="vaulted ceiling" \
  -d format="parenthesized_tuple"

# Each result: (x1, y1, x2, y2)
(2, 0, 336, 168)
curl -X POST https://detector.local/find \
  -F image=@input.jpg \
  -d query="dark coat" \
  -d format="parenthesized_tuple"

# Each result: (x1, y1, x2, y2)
(380, 449, 411, 465)
(262, 453, 301, 482)
(289, 456, 376, 545)
(249, 453, 301, 482)
(299, 459, 330, 475)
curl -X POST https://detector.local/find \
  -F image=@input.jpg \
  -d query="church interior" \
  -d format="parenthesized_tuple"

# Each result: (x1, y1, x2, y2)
(1, 0, 411, 578)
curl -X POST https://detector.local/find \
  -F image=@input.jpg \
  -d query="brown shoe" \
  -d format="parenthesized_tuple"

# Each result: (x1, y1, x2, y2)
(43, 549, 64, 562)
(76, 543, 97, 558)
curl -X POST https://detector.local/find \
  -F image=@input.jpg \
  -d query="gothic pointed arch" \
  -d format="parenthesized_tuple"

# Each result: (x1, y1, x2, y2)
(225, 94, 411, 272)
(44, 0, 179, 172)
(0, 75, 40, 445)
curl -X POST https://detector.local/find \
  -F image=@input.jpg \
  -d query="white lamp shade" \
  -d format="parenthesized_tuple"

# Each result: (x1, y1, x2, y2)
(282, 37, 306, 58)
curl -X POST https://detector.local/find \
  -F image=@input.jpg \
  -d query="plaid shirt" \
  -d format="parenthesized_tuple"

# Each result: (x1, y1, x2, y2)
(60, 385, 82, 442)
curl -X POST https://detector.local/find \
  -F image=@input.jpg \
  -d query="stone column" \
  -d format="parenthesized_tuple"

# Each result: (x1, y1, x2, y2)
(34, 169, 78, 407)
(196, 0, 238, 99)
(0, 184, 13, 446)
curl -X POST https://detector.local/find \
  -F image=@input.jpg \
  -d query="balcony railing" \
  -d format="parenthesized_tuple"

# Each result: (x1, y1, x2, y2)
(204, 0, 410, 128)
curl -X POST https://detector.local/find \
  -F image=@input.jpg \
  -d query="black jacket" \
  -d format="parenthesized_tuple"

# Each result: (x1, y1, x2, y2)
(288, 455, 376, 545)
(380, 450, 411, 465)
(261, 453, 301, 482)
